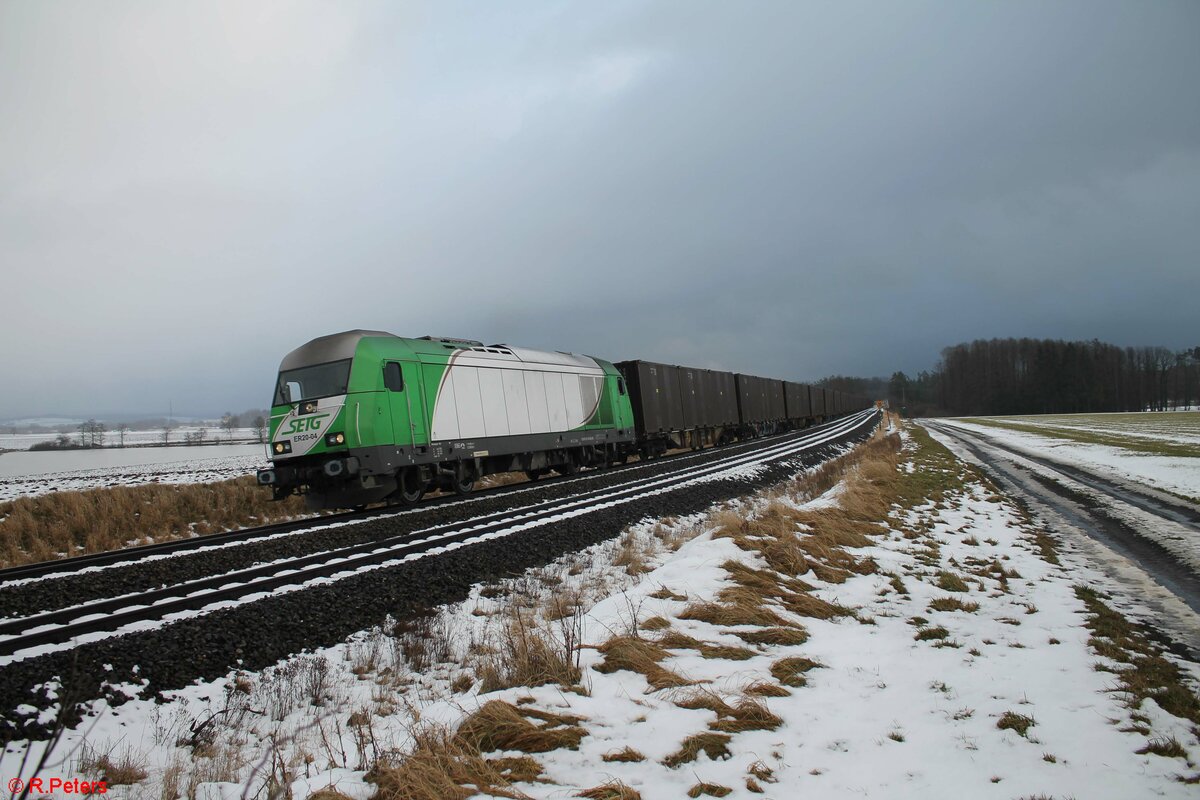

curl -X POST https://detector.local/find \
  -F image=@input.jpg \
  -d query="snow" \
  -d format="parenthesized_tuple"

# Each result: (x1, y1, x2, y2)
(3, 427, 1198, 798)
(939, 417, 1200, 502)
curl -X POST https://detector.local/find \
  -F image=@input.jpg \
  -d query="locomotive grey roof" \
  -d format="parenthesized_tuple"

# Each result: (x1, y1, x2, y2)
(280, 330, 397, 371)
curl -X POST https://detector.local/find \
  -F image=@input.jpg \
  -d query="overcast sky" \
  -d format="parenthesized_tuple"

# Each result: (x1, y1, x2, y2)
(3, 1, 1198, 419)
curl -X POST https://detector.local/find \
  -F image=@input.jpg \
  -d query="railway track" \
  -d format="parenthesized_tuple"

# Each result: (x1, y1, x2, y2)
(1, 415, 862, 588)
(0, 410, 873, 661)
(1, 410, 878, 741)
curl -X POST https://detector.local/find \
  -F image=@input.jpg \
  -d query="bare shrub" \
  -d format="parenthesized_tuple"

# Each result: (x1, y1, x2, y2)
(476, 603, 582, 693)
(393, 612, 457, 672)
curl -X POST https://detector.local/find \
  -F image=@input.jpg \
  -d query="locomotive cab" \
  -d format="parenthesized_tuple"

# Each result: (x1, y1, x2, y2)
(257, 330, 401, 509)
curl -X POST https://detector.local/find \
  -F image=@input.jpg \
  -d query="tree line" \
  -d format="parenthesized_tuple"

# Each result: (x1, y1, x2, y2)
(823, 338, 1200, 417)
(24, 408, 272, 450)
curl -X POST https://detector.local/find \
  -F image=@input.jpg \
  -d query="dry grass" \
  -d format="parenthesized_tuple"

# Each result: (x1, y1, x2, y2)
(662, 733, 733, 768)
(656, 630, 756, 661)
(679, 601, 788, 628)
(601, 747, 645, 763)
(743, 681, 791, 698)
(593, 635, 694, 691)
(730, 626, 809, 646)
(640, 616, 671, 631)
(455, 701, 586, 754)
(770, 657, 822, 688)
(936, 571, 970, 593)
(687, 783, 732, 798)
(996, 711, 1036, 738)
(929, 597, 980, 613)
(368, 727, 532, 800)
(1136, 736, 1188, 759)
(0, 475, 316, 568)
(577, 782, 642, 800)
(612, 532, 652, 575)
(708, 698, 783, 733)
(308, 790, 358, 800)
(80, 748, 148, 785)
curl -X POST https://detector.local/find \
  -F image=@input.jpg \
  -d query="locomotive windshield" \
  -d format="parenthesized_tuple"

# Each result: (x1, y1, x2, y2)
(273, 359, 352, 406)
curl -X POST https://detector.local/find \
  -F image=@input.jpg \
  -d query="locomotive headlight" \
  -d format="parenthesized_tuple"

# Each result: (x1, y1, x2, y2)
(300, 401, 319, 415)
(273, 441, 292, 454)
(325, 432, 346, 447)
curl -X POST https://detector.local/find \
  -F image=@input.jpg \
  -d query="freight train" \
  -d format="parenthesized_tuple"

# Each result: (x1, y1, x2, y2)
(256, 330, 873, 510)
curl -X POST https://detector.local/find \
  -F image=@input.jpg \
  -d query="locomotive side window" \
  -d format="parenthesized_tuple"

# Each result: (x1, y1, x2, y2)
(384, 362, 405, 392)
(618, 378, 626, 395)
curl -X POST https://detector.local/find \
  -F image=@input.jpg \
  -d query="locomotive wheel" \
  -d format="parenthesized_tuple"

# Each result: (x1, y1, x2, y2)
(453, 476, 475, 495)
(398, 469, 424, 504)
(524, 469, 546, 481)
(556, 459, 579, 476)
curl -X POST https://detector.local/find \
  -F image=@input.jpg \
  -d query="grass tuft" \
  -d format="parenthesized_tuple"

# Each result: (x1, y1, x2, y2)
(601, 746, 645, 763)
(594, 635, 693, 691)
(770, 657, 822, 688)
(454, 701, 586, 753)
(731, 626, 809, 646)
(662, 733, 733, 768)
(1136, 736, 1188, 759)
(577, 782, 641, 800)
(996, 711, 1036, 738)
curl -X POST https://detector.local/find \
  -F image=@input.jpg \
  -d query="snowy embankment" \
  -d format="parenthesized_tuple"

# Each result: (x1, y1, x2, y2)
(939, 416, 1200, 503)
(4, 421, 1198, 799)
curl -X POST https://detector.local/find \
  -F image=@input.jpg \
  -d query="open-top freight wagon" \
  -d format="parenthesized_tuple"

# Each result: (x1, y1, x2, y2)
(258, 330, 874, 509)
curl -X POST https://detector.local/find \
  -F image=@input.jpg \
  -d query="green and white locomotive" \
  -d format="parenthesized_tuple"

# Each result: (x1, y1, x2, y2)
(256, 330, 637, 509)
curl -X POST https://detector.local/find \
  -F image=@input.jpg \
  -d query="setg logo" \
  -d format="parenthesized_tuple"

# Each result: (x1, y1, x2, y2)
(284, 414, 329, 435)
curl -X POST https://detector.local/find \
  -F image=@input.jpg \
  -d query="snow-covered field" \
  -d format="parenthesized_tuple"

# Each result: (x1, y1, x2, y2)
(963, 411, 1200, 447)
(0, 445, 267, 503)
(940, 416, 1200, 503)
(4, 424, 1197, 799)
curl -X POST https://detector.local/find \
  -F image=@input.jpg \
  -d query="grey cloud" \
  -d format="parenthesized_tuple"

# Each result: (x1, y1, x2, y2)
(2, 1, 1198, 418)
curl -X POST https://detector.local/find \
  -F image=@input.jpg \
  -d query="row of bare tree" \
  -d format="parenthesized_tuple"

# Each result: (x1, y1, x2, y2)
(882, 338, 1200, 416)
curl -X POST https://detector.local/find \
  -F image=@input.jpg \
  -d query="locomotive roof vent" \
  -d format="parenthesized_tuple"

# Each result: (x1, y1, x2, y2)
(418, 336, 484, 346)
